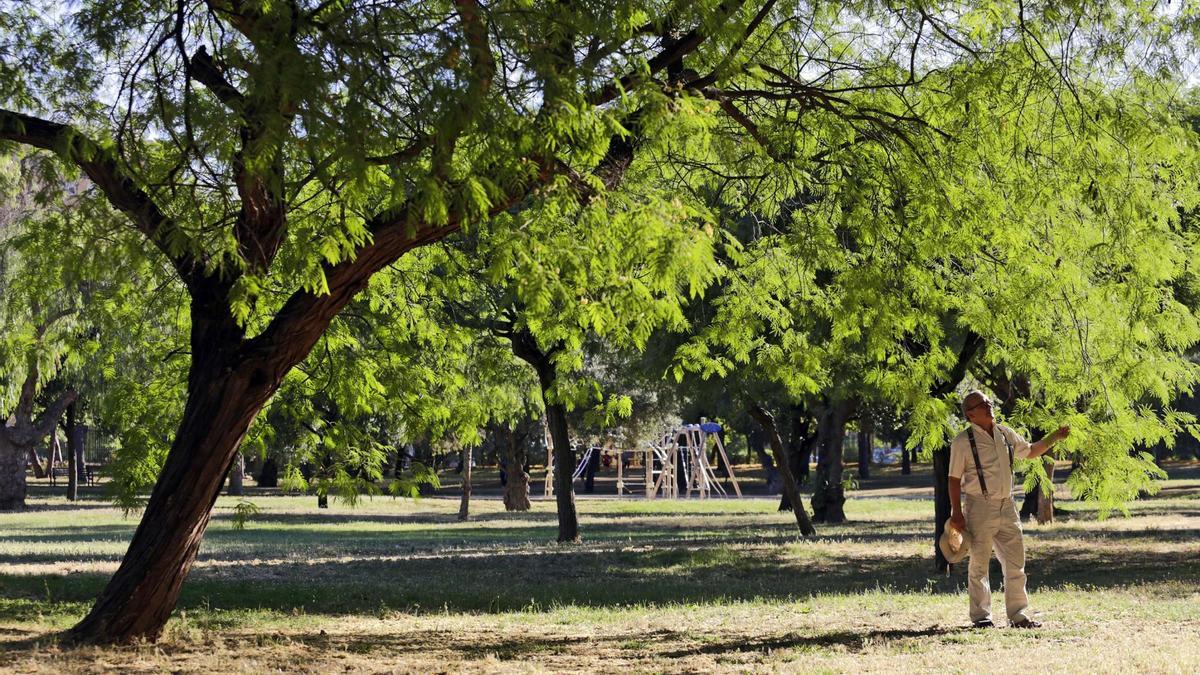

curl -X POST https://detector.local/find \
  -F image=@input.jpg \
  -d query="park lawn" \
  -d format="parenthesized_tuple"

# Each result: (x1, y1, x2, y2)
(0, 466, 1198, 673)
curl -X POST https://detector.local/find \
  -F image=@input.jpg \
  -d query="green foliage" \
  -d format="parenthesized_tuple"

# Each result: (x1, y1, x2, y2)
(387, 461, 440, 499)
(230, 500, 260, 531)
(673, 55, 1200, 511)
(2, 0, 1198, 519)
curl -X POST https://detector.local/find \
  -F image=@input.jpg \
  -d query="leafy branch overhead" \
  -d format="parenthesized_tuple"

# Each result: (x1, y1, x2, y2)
(0, 0, 1197, 645)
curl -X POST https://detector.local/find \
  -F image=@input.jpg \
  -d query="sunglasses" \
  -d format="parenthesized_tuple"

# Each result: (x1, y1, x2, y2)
(965, 399, 993, 412)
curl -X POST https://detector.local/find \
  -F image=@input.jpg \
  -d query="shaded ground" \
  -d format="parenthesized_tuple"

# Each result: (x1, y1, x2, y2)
(1, 462, 1197, 673)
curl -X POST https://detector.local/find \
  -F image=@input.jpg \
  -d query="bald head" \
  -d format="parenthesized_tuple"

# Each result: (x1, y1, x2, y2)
(962, 390, 994, 429)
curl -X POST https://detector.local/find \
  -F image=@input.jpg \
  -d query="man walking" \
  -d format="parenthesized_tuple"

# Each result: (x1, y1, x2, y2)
(948, 390, 1069, 628)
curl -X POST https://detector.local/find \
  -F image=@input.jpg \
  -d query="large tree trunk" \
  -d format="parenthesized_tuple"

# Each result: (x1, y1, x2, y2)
(503, 428, 531, 511)
(748, 404, 816, 536)
(545, 399, 578, 541)
(227, 452, 245, 496)
(0, 435, 27, 511)
(510, 329, 579, 542)
(811, 401, 855, 524)
(68, 318, 282, 644)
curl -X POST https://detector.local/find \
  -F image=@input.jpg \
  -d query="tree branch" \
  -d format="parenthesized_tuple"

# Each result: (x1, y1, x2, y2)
(186, 46, 246, 109)
(0, 110, 209, 289)
(690, 0, 778, 89)
(28, 390, 79, 442)
(929, 331, 983, 398)
(588, 0, 749, 106)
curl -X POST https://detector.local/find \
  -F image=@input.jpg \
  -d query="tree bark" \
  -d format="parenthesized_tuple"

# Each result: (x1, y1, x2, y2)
(503, 428, 531, 511)
(510, 329, 579, 542)
(811, 400, 854, 524)
(778, 407, 811, 510)
(901, 445, 912, 475)
(0, 435, 27, 511)
(748, 403, 816, 536)
(227, 452, 245, 496)
(67, 311, 283, 644)
(932, 444, 952, 574)
(544, 399, 578, 541)
(1, 389, 78, 510)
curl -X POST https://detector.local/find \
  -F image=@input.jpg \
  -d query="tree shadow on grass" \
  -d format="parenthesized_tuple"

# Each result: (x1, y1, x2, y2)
(2, 534, 1196, 626)
(660, 625, 962, 657)
(202, 624, 964, 661)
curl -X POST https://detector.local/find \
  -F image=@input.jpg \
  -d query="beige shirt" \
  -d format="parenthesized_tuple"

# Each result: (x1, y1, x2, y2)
(949, 423, 1034, 500)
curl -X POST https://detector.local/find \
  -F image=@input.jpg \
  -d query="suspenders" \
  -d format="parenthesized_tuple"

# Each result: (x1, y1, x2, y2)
(966, 427, 1014, 499)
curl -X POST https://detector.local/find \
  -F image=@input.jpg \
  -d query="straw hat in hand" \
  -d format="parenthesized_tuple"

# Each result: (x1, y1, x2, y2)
(939, 519, 972, 563)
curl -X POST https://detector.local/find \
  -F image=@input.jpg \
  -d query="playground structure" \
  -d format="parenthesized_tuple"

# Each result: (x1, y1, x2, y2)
(544, 420, 742, 499)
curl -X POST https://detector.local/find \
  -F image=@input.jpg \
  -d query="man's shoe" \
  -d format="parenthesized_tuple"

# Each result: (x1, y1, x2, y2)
(972, 619, 994, 628)
(1010, 618, 1042, 629)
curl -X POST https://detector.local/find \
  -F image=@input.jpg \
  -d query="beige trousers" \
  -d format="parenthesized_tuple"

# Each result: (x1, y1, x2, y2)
(963, 494, 1031, 624)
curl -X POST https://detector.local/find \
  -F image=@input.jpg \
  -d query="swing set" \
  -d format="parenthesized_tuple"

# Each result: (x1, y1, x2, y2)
(543, 420, 742, 499)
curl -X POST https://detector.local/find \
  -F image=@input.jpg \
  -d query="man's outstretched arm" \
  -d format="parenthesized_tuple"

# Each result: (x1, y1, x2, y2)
(1029, 426, 1071, 459)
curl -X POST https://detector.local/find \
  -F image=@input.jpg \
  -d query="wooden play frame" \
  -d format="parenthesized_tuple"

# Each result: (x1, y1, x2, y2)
(544, 421, 742, 499)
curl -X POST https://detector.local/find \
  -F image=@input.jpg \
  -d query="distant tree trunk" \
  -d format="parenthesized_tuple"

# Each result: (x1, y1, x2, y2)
(583, 445, 600, 494)
(790, 405, 811, 484)
(748, 427, 780, 494)
(227, 452, 245, 496)
(65, 401, 81, 501)
(901, 445, 912, 475)
(503, 427, 531, 511)
(748, 403, 816, 536)
(0, 436, 27, 511)
(779, 407, 810, 510)
(257, 457, 279, 487)
(458, 446, 472, 521)
(317, 492, 329, 508)
(72, 422, 86, 485)
(1, 386, 78, 510)
(811, 401, 855, 523)
(857, 425, 872, 480)
(1020, 457, 1056, 524)
(1038, 459, 1055, 524)
(510, 328, 579, 542)
(932, 445, 952, 573)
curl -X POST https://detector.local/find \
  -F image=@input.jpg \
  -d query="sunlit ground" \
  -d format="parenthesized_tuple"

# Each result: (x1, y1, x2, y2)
(1, 463, 1197, 673)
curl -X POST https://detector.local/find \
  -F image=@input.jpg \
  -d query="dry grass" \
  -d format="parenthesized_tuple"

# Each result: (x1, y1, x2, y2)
(1, 463, 1198, 673)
